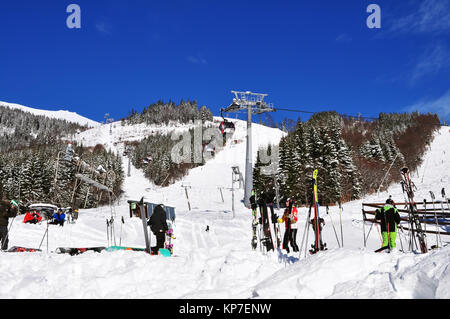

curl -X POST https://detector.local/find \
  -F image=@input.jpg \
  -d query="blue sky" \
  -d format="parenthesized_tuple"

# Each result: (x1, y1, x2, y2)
(0, 0, 449, 123)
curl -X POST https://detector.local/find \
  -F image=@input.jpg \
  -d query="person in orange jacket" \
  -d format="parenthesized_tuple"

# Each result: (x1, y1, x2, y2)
(23, 210, 42, 224)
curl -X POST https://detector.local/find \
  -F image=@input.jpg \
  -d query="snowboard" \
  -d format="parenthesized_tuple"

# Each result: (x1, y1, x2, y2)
(106, 246, 172, 257)
(165, 221, 175, 255)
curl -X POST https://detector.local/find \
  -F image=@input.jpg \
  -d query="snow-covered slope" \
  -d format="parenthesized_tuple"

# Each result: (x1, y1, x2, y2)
(0, 101, 100, 127)
(1, 117, 449, 299)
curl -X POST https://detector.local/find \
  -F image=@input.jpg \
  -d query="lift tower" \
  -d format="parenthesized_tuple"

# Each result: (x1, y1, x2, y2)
(221, 91, 275, 208)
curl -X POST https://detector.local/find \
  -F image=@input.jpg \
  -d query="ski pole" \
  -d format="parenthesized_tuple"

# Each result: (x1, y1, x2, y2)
(299, 205, 312, 259)
(429, 191, 441, 248)
(327, 205, 341, 248)
(397, 223, 404, 252)
(119, 216, 124, 246)
(38, 219, 49, 251)
(338, 201, 344, 247)
(437, 193, 445, 248)
(442, 188, 450, 211)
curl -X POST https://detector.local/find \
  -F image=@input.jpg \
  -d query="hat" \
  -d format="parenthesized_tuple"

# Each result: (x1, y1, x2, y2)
(10, 200, 18, 208)
(386, 197, 394, 205)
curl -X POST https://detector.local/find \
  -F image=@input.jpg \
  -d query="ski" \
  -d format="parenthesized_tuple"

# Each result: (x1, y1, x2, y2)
(55, 247, 106, 256)
(374, 246, 390, 253)
(268, 199, 281, 248)
(400, 167, 427, 253)
(250, 190, 258, 250)
(258, 195, 274, 253)
(310, 169, 326, 255)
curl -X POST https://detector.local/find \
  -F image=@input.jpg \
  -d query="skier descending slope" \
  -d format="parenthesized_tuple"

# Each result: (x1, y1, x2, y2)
(400, 167, 428, 253)
(310, 170, 326, 254)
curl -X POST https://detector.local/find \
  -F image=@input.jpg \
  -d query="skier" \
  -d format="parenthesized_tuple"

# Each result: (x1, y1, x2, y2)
(148, 205, 168, 255)
(375, 197, 401, 252)
(0, 200, 18, 251)
(50, 209, 66, 227)
(280, 198, 299, 253)
(23, 209, 42, 224)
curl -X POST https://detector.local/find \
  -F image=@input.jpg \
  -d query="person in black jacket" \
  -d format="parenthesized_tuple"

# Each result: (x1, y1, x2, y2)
(148, 205, 168, 254)
(0, 200, 18, 251)
(375, 197, 401, 251)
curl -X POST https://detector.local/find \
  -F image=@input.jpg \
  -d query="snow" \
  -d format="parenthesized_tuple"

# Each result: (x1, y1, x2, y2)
(1, 115, 450, 299)
(0, 101, 100, 128)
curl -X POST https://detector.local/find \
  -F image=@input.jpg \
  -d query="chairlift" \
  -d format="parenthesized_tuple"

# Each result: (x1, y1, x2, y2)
(219, 108, 236, 136)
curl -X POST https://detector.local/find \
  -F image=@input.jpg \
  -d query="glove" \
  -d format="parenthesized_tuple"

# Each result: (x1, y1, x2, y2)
(277, 218, 283, 224)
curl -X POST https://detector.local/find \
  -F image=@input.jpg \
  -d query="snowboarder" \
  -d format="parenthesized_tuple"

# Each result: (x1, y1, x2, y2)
(50, 209, 66, 227)
(375, 198, 401, 251)
(280, 198, 299, 253)
(148, 205, 168, 254)
(0, 200, 18, 251)
(23, 210, 42, 224)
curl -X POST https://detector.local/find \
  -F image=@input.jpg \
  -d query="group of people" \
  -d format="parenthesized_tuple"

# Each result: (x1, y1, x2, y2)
(0, 200, 69, 251)
(258, 194, 401, 254)
(23, 209, 66, 226)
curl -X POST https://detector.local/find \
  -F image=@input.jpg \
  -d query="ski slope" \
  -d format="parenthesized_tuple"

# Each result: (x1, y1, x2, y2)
(0, 101, 100, 127)
(1, 120, 449, 299)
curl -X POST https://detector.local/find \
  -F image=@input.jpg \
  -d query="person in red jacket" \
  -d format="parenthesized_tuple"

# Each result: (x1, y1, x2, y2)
(280, 198, 300, 253)
(23, 210, 42, 224)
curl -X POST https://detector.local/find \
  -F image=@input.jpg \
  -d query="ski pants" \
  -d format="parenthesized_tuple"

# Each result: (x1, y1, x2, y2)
(283, 228, 299, 253)
(151, 232, 165, 254)
(382, 225, 397, 249)
(283, 228, 291, 252)
(290, 229, 299, 252)
(0, 226, 8, 251)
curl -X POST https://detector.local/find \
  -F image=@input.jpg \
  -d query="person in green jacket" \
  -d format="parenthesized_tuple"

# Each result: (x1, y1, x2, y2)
(375, 197, 401, 251)
(0, 200, 18, 251)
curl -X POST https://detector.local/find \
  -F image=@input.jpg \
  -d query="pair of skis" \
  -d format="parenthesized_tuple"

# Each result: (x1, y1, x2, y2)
(400, 167, 428, 254)
(250, 191, 278, 253)
(309, 169, 326, 255)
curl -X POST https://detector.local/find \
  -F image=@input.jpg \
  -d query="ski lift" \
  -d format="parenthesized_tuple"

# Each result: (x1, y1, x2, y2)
(142, 156, 152, 165)
(219, 108, 236, 136)
(96, 165, 106, 175)
(64, 143, 75, 162)
(203, 142, 216, 157)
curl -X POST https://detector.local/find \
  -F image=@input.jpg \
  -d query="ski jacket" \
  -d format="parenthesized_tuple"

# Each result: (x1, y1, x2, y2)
(23, 211, 42, 224)
(148, 205, 168, 234)
(0, 200, 17, 227)
(375, 204, 401, 233)
(52, 212, 66, 222)
(281, 207, 299, 229)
